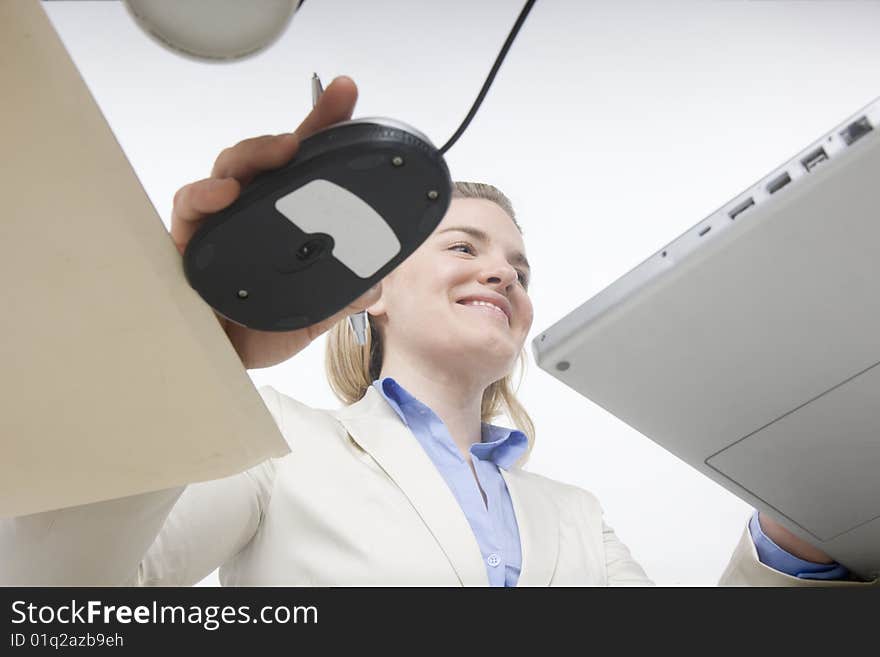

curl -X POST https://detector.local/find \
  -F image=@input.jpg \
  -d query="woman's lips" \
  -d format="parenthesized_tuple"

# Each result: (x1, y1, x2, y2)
(456, 300, 510, 325)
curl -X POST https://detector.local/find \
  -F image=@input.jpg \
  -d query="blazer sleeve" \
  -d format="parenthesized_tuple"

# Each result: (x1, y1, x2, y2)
(718, 521, 879, 587)
(0, 386, 284, 586)
(601, 519, 655, 586)
(577, 489, 654, 586)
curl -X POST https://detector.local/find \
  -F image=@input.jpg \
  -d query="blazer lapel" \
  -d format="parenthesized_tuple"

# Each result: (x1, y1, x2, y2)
(501, 468, 559, 586)
(332, 386, 489, 587)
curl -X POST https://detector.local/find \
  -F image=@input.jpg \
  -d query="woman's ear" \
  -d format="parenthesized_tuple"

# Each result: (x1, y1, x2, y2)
(365, 283, 387, 320)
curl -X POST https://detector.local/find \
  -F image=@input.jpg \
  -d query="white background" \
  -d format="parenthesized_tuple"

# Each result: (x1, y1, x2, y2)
(44, 0, 880, 585)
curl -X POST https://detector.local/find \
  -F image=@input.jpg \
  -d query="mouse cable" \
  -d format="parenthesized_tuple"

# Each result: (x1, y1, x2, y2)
(438, 0, 538, 156)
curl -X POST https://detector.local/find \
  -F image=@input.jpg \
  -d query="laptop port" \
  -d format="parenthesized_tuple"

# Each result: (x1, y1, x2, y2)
(728, 197, 755, 220)
(840, 116, 873, 145)
(801, 147, 828, 172)
(698, 225, 711, 237)
(767, 172, 791, 194)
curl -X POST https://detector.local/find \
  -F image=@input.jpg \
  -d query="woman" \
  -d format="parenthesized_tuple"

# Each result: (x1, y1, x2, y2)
(0, 77, 864, 586)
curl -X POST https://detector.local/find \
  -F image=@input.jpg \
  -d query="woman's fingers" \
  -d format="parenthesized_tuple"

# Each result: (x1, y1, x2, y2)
(210, 133, 299, 185)
(210, 76, 359, 185)
(170, 176, 240, 254)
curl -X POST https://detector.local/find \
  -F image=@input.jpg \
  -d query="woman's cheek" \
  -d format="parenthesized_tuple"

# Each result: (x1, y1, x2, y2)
(514, 294, 534, 327)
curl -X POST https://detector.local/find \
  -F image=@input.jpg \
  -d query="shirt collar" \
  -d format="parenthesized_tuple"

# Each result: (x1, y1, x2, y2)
(372, 377, 411, 427)
(372, 376, 529, 470)
(473, 423, 528, 470)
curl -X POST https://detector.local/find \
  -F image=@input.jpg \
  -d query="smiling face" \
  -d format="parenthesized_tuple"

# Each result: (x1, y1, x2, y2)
(367, 197, 534, 387)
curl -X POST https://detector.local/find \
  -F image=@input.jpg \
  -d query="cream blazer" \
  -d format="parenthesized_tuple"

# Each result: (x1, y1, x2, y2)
(1, 385, 875, 586)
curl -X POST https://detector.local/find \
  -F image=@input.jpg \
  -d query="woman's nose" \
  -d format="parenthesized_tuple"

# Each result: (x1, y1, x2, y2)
(480, 258, 518, 288)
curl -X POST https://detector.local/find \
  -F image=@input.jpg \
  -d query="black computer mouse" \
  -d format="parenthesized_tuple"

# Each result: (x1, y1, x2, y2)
(183, 117, 452, 331)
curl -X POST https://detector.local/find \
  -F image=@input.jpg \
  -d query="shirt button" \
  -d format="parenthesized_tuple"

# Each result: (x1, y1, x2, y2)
(487, 553, 501, 567)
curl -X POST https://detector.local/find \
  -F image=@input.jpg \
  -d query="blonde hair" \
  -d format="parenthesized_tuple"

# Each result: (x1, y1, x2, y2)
(325, 182, 535, 466)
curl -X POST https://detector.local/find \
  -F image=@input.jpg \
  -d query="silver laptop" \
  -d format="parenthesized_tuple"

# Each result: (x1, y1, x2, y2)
(533, 98, 880, 580)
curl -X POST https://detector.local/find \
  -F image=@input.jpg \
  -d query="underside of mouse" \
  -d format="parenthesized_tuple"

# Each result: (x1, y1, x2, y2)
(183, 118, 452, 331)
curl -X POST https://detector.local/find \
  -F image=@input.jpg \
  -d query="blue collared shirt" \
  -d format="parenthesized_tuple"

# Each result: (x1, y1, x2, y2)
(373, 377, 528, 587)
(373, 377, 848, 584)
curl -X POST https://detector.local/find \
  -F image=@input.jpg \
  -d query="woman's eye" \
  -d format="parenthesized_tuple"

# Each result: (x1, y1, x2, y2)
(449, 242, 529, 287)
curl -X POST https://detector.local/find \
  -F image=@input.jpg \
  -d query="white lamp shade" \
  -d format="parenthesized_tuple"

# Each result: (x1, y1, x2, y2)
(123, 0, 301, 61)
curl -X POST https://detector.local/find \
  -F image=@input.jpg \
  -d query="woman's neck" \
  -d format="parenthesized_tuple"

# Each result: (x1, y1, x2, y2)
(377, 355, 487, 461)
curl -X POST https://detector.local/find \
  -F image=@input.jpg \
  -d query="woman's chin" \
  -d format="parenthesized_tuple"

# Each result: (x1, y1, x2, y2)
(456, 334, 520, 372)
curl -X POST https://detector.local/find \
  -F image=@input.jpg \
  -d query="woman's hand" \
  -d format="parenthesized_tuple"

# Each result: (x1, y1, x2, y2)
(169, 76, 381, 369)
(757, 512, 835, 564)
